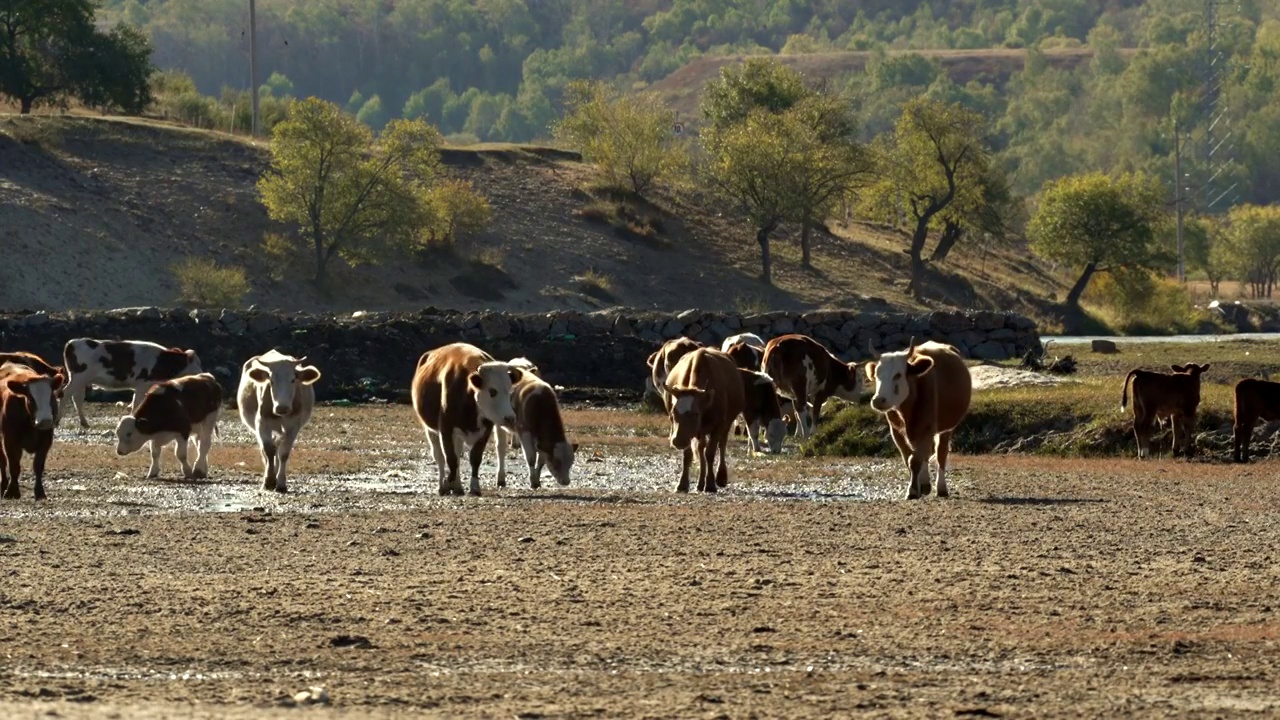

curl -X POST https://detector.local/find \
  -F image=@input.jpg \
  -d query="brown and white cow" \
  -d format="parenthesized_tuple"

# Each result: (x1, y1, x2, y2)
(412, 343, 522, 496)
(1232, 377, 1280, 463)
(647, 337, 703, 410)
(739, 369, 787, 454)
(496, 366, 578, 489)
(115, 373, 222, 480)
(0, 362, 66, 500)
(865, 340, 972, 500)
(1120, 363, 1210, 459)
(0, 351, 62, 378)
(664, 348, 745, 493)
(238, 350, 322, 492)
(721, 333, 766, 364)
(762, 334, 863, 438)
(62, 339, 202, 429)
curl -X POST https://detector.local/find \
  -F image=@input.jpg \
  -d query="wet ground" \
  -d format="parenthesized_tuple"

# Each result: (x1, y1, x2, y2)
(2, 403, 1280, 718)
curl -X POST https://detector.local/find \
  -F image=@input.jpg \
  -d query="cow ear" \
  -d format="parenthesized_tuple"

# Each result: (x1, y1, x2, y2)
(864, 361, 878, 380)
(646, 351, 659, 370)
(907, 356, 935, 376)
(571, 442, 580, 452)
(509, 367, 523, 385)
(297, 366, 322, 385)
(1198, 363, 1211, 373)
(186, 349, 197, 360)
(51, 371, 67, 392)
(468, 372, 484, 392)
(248, 367, 270, 383)
(4, 379, 27, 396)
(1170, 364, 1186, 372)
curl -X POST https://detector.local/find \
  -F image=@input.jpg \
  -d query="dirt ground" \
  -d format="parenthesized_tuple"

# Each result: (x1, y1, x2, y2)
(2, 402, 1280, 719)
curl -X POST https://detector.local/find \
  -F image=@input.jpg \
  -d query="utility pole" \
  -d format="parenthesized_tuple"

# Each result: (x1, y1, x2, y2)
(1174, 114, 1185, 282)
(249, 0, 260, 137)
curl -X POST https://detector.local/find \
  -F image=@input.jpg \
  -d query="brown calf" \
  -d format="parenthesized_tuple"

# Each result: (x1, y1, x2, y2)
(496, 371, 578, 489)
(1120, 364, 1210, 459)
(1232, 377, 1280, 463)
(762, 334, 863, 438)
(115, 373, 223, 479)
(738, 369, 787, 454)
(647, 337, 704, 411)
(664, 348, 746, 493)
(865, 340, 972, 499)
(0, 363, 66, 500)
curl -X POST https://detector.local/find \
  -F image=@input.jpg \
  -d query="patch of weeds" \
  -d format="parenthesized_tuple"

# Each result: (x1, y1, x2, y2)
(473, 246, 506, 270)
(572, 193, 668, 246)
(574, 267, 616, 302)
(734, 293, 771, 315)
(172, 257, 250, 308)
(260, 232, 305, 284)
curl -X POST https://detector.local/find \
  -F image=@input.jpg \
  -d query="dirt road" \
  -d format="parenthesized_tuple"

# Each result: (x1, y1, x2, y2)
(2, 404, 1279, 718)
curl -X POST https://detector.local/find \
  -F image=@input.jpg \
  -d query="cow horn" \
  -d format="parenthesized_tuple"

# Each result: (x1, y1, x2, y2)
(906, 336, 917, 353)
(296, 356, 308, 363)
(867, 339, 881, 360)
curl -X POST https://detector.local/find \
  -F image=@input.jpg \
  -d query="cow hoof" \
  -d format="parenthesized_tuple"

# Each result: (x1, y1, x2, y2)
(675, 485, 689, 494)
(275, 486, 289, 494)
(192, 470, 208, 480)
(469, 489, 482, 497)
(530, 481, 541, 490)
(34, 493, 46, 501)
(451, 487, 466, 497)
(497, 478, 506, 488)
(438, 486, 451, 496)
(937, 487, 950, 498)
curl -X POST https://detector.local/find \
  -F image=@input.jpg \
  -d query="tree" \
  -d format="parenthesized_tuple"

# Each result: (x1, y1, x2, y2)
(425, 178, 493, 248)
(1182, 215, 1225, 297)
(1218, 204, 1280, 298)
(860, 97, 992, 298)
(1, 1, 154, 114)
(258, 98, 444, 288)
(553, 79, 687, 196)
(1027, 171, 1167, 309)
(700, 57, 812, 134)
(929, 165, 1018, 263)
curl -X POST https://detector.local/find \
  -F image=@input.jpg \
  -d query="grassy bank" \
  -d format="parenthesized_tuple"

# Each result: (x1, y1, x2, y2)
(806, 338, 1280, 460)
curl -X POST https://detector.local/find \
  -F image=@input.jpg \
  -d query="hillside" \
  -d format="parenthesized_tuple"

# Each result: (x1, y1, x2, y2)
(0, 114, 1066, 320)
(650, 46, 1135, 120)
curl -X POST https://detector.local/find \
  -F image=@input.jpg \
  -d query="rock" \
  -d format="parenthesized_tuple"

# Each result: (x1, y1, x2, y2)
(479, 314, 511, 339)
(970, 341, 1008, 360)
(772, 317, 796, 335)
(1091, 339, 1119, 354)
(676, 308, 700, 322)
(972, 310, 1005, 331)
(661, 319, 684, 339)
(249, 313, 283, 334)
(218, 310, 247, 335)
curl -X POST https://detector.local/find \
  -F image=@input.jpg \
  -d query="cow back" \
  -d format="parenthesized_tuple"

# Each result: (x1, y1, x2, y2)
(412, 342, 493, 433)
(668, 348, 746, 432)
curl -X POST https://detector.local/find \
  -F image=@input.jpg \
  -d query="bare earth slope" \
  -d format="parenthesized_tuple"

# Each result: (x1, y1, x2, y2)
(0, 114, 1062, 316)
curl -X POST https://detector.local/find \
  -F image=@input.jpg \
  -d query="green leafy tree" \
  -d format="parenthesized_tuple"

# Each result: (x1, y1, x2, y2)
(554, 79, 687, 196)
(1219, 204, 1280, 298)
(1027, 171, 1166, 309)
(425, 178, 493, 248)
(258, 98, 443, 287)
(700, 57, 812, 133)
(930, 165, 1018, 263)
(860, 97, 992, 298)
(356, 94, 388, 129)
(1, 0, 153, 114)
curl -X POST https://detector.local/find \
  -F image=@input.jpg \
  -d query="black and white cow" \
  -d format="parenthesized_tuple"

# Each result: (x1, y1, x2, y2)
(62, 339, 203, 429)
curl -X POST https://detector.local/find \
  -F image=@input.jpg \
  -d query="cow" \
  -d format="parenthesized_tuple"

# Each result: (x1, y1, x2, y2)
(509, 357, 540, 376)
(739, 369, 787, 454)
(1120, 363, 1210, 459)
(1232, 377, 1280, 463)
(663, 348, 745, 493)
(412, 342, 522, 496)
(762, 334, 863, 438)
(62, 339, 202, 430)
(865, 339, 972, 500)
(721, 332, 766, 356)
(495, 370, 578, 489)
(0, 351, 62, 378)
(0, 362, 66, 500)
(114, 373, 222, 480)
(237, 350, 322, 493)
(647, 337, 703, 410)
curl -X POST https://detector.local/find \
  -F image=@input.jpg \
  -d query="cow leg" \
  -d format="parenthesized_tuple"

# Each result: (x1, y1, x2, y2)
(676, 447, 692, 493)
(693, 438, 707, 492)
(192, 422, 213, 479)
(1183, 413, 1197, 458)
(256, 426, 279, 491)
(175, 435, 195, 479)
(700, 438, 717, 493)
(886, 425, 920, 499)
(1234, 419, 1253, 463)
(425, 427, 449, 495)
(1133, 411, 1154, 459)
(934, 430, 953, 498)
(146, 438, 165, 479)
(67, 379, 91, 430)
(3, 438, 21, 500)
(715, 428, 730, 489)
(493, 426, 509, 488)
(32, 438, 50, 501)
(274, 427, 302, 494)
(519, 431, 541, 490)
(745, 417, 760, 454)
(467, 426, 492, 497)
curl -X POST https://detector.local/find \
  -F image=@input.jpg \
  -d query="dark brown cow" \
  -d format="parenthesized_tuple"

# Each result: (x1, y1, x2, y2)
(115, 373, 222, 479)
(865, 340, 972, 500)
(762, 334, 863, 438)
(647, 337, 703, 410)
(1120, 364, 1210, 459)
(496, 371, 578, 488)
(664, 348, 745, 493)
(1232, 377, 1280, 463)
(412, 343, 523, 496)
(0, 362, 66, 500)
(738, 369, 787, 454)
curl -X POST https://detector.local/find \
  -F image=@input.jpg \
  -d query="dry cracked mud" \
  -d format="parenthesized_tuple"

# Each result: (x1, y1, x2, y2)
(1, 403, 1279, 718)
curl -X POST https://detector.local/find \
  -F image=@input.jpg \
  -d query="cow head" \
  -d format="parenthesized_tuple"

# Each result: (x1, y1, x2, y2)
(865, 338, 934, 413)
(172, 348, 203, 375)
(545, 441, 579, 486)
(665, 384, 713, 450)
(4, 372, 59, 430)
(247, 351, 322, 416)
(114, 415, 149, 456)
(509, 357, 540, 377)
(747, 371, 787, 454)
(1172, 363, 1211, 376)
(468, 361, 522, 429)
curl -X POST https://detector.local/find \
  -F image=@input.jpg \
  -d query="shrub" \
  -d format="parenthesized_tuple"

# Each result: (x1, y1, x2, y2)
(423, 178, 493, 249)
(172, 257, 250, 308)
(1085, 269, 1207, 334)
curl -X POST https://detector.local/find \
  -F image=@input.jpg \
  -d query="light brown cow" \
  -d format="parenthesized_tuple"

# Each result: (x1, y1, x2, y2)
(0, 362, 65, 500)
(115, 373, 222, 480)
(647, 337, 703, 410)
(412, 343, 522, 496)
(865, 340, 972, 500)
(762, 334, 863, 438)
(1120, 364, 1210, 459)
(496, 370, 578, 489)
(1232, 377, 1280, 463)
(664, 348, 745, 493)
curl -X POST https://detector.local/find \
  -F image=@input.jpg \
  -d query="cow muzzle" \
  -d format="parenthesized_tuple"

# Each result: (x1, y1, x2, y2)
(34, 417, 54, 431)
(502, 415, 517, 429)
(273, 404, 292, 416)
(870, 396, 890, 412)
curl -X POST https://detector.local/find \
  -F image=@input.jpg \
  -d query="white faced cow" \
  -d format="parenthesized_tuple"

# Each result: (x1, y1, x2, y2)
(115, 373, 222, 480)
(237, 350, 322, 493)
(496, 360, 577, 489)
(411, 343, 522, 496)
(62, 339, 202, 429)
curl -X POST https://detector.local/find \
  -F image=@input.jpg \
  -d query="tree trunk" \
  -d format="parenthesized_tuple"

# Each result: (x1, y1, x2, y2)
(313, 230, 328, 287)
(757, 224, 775, 286)
(1065, 262, 1097, 308)
(19, 96, 33, 114)
(800, 221, 812, 269)
(929, 221, 963, 263)
(905, 218, 930, 299)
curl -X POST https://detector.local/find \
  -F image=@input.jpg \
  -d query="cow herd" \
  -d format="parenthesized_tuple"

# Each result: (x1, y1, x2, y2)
(0, 331, 1276, 503)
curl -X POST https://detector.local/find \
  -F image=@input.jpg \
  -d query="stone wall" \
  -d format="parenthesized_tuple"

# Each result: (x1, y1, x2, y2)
(0, 307, 1041, 402)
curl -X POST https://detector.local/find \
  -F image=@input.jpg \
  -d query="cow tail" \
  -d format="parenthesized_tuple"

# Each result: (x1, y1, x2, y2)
(1120, 370, 1138, 412)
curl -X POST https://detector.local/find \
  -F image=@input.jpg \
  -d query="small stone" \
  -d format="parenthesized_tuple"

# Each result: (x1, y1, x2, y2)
(518, 536, 535, 543)
(416, 531, 431, 539)
(1091, 339, 1119, 354)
